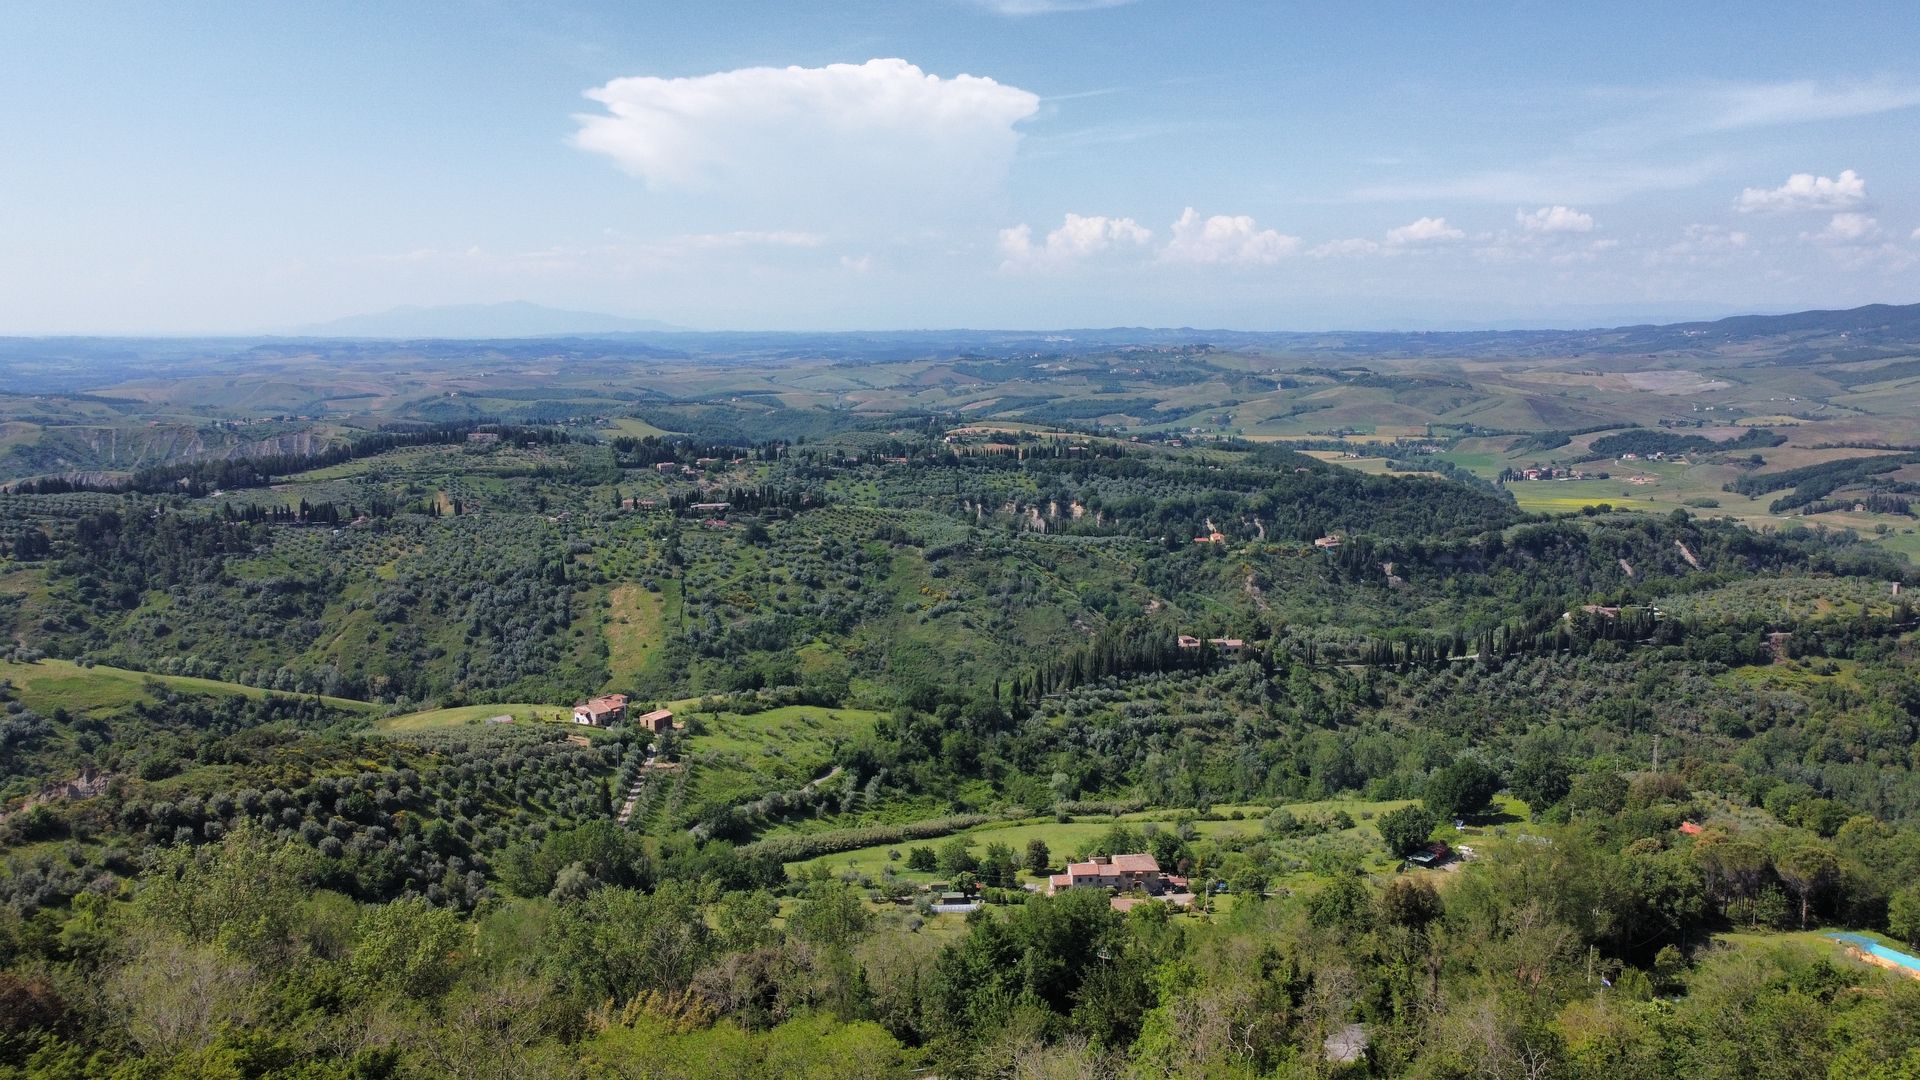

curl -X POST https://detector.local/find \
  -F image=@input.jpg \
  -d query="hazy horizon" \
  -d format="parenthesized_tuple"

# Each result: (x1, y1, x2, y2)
(0, 296, 1887, 341)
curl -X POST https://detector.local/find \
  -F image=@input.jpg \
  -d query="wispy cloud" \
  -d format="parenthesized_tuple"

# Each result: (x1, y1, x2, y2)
(1698, 76, 1920, 131)
(1348, 159, 1719, 205)
(962, 0, 1139, 15)
(371, 230, 831, 274)
(1646, 224, 1750, 267)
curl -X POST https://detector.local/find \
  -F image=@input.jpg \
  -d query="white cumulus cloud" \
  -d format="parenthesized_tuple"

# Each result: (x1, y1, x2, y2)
(1516, 206, 1596, 233)
(571, 59, 1040, 228)
(1160, 208, 1299, 265)
(1806, 212, 1880, 244)
(1735, 169, 1867, 213)
(1385, 217, 1466, 244)
(999, 213, 1152, 269)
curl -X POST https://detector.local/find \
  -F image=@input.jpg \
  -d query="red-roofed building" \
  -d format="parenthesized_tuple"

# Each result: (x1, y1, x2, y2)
(572, 694, 628, 727)
(636, 708, 674, 734)
(1047, 853, 1173, 896)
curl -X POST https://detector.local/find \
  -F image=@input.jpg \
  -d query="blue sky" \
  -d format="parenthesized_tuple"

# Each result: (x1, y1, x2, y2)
(3, 0, 1918, 332)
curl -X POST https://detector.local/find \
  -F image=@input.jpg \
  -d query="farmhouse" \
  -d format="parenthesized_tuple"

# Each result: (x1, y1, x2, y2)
(1313, 534, 1343, 550)
(1177, 635, 1202, 650)
(572, 694, 628, 727)
(635, 707, 674, 734)
(654, 462, 678, 474)
(1048, 853, 1171, 896)
(466, 431, 500, 444)
(1208, 637, 1244, 654)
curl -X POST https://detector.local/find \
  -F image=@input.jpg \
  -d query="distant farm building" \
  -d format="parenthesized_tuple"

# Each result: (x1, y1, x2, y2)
(655, 462, 679, 474)
(1313, 535, 1343, 550)
(1050, 853, 1170, 894)
(1564, 605, 1622, 621)
(1049, 853, 1195, 910)
(1208, 637, 1244, 654)
(1406, 841, 1452, 868)
(466, 432, 500, 444)
(635, 707, 674, 734)
(572, 694, 628, 727)
(1177, 635, 1202, 650)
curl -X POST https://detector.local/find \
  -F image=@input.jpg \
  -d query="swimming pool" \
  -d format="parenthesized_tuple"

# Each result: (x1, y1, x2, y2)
(1830, 932, 1920, 974)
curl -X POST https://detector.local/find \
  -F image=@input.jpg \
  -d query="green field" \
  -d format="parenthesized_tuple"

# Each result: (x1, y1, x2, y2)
(377, 702, 573, 731)
(786, 797, 1442, 883)
(1711, 927, 1920, 982)
(601, 416, 679, 438)
(0, 657, 376, 715)
(602, 581, 667, 691)
(678, 704, 884, 811)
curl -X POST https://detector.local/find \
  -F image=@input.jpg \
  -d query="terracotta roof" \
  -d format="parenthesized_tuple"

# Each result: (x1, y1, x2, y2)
(638, 708, 673, 724)
(1109, 853, 1161, 874)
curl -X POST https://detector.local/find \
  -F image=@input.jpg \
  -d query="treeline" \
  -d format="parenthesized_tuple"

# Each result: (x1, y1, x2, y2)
(1799, 492, 1916, 517)
(5, 423, 578, 497)
(1590, 426, 1785, 457)
(215, 494, 419, 525)
(1725, 450, 1920, 511)
(1018, 622, 1249, 701)
(733, 813, 998, 863)
(611, 434, 786, 466)
(1508, 422, 1630, 455)
(1381, 453, 1509, 497)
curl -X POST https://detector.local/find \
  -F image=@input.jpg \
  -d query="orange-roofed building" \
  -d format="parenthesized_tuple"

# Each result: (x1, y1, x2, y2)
(1047, 853, 1171, 896)
(572, 694, 628, 727)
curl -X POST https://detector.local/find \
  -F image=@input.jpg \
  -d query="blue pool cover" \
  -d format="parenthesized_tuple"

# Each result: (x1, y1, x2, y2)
(1830, 932, 1920, 973)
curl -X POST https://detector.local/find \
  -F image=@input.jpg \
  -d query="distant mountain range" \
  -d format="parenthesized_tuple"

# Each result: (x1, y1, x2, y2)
(289, 302, 687, 338)
(278, 299, 1920, 353)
